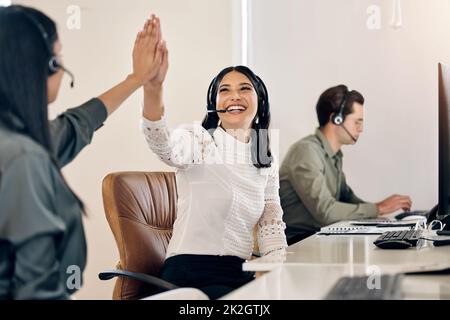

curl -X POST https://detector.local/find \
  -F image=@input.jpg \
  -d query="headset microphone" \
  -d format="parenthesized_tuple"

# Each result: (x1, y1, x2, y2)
(207, 109, 227, 114)
(58, 64, 75, 88)
(341, 124, 357, 142)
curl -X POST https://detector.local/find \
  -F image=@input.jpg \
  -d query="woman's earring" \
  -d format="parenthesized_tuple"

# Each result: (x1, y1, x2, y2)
(255, 117, 259, 124)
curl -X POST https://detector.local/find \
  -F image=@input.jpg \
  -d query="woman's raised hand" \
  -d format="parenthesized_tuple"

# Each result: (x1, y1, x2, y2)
(132, 14, 168, 87)
(147, 16, 169, 88)
(96, 15, 167, 116)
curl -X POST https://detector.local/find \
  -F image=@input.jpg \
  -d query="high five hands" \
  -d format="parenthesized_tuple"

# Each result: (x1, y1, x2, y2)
(132, 14, 169, 88)
(96, 14, 168, 116)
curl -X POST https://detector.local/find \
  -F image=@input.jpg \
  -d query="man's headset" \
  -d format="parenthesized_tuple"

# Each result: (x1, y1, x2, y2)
(331, 89, 357, 142)
(21, 10, 75, 88)
(331, 90, 351, 126)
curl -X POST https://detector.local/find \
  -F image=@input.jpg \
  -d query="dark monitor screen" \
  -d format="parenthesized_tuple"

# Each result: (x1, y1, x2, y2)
(438, 63, 450, 220)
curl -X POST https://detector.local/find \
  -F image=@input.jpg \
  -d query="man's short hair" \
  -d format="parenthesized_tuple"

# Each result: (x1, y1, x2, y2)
(316, 85, 365, 127)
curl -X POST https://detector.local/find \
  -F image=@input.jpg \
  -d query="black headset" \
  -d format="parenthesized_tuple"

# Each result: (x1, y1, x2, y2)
(254, 75, 269, 122)
(206, 76, 218, 112)
(332, 89, 351, 126)
(20, 9, 75, 87)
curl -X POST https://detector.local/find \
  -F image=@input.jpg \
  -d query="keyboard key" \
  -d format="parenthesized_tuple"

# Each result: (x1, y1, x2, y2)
(374, 230, 423, 249)
(324, 274, 403, 300)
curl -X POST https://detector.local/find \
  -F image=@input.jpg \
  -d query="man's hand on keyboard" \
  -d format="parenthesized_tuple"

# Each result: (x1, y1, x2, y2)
(376, 194, 412, 215)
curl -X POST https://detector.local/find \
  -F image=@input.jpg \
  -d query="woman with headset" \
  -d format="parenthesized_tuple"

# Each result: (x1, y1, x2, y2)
(0, 5, 160, 299)
(141, 17, 288, 299)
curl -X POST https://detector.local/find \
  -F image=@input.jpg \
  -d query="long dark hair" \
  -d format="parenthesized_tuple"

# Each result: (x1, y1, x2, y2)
(202, 66, 273, 168)
(0, 5, 85, 212)
(0, 5, 55, 150)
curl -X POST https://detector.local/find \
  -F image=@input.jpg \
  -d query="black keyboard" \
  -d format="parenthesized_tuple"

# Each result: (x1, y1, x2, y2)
(373, 230, 423, 249)
(324, 274, 403, 300)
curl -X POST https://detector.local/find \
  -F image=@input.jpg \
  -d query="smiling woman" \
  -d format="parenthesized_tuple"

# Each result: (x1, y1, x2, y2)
(140, 18, 287, 300)
(202, 65, 273, 168)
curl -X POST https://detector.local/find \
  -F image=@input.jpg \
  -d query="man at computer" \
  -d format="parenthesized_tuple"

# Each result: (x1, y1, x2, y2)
(280, 85, 412, 245)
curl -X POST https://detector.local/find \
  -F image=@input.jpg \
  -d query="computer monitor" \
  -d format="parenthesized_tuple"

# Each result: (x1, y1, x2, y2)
(437, 63, 450, 229)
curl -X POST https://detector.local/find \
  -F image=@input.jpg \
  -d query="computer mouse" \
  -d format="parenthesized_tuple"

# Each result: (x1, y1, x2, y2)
(401, 215, 427, 221)
(375, 240, 412, 249)
(395, 211, 427, 221)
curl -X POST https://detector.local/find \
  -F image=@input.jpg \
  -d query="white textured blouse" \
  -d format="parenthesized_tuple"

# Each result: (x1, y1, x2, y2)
(141, 116, 287, 260)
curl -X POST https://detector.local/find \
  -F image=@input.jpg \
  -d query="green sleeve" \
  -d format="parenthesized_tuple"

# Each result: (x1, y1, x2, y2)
(12, 235, 69, 300)
(287, 144, 378, 226)
(49, 98, 107, 168)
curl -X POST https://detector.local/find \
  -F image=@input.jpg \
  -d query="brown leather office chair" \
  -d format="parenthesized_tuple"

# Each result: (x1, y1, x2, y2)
(99, 172, 178, 300)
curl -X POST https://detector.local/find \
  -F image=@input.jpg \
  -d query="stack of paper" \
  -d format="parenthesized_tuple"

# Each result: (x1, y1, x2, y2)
(318, 220, 413, 235)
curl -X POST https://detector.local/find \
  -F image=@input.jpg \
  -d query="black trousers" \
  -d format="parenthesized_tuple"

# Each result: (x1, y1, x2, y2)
(160, 254, 255, 299)
(285, 226, 317, 246)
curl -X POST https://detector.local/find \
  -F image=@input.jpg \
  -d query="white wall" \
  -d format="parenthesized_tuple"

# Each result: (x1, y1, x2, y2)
(249, 0, 450, 210)
(14, 0, 234, 299)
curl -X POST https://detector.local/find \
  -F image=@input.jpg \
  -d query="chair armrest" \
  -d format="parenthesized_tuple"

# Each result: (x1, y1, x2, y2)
(98, 269, 178, 291)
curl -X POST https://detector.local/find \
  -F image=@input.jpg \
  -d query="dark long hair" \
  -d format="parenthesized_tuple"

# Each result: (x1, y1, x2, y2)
(0, 5, 55, 150)
(202, 66, 273, 168)
(0, 5, 85, 212)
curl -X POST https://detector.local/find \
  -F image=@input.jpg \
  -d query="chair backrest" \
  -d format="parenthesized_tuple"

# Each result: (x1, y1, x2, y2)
(102, 172, 177, 300)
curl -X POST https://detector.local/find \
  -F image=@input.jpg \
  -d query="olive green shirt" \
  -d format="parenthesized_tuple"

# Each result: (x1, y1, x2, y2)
(280, 129, 378, 241)
(0, 98, 107, 300)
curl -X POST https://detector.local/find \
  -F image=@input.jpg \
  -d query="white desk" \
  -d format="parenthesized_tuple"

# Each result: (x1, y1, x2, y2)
(222, 264, 450, 300)
(224, 232, 450, 300)
(244, 234, 450, 272)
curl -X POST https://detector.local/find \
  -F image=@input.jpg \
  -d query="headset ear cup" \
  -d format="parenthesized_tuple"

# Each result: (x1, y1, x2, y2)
(48, 56, 59, 75)
(256, 79, 268, 119)
(206, 76, 218, 112)
(333, 113, 344, 125)
(332, 89, 350, 125)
